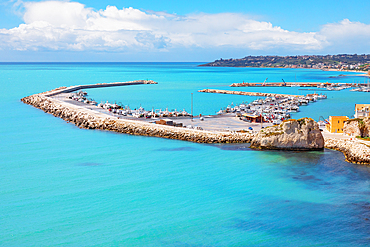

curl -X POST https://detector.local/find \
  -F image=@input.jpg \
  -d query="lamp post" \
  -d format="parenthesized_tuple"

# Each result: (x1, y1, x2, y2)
(260, 113, 262, 129)
(191, 93, 193, 121)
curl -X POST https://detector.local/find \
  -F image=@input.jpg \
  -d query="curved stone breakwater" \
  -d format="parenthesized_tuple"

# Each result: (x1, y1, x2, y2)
(21, 85, 370, 165)
(324, 138, 370, 165)
(198, 89, 301, 98)
(21, 94, 254, 144)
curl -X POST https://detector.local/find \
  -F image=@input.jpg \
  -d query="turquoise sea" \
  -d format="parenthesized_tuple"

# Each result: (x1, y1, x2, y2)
(1, 62, 370, 246)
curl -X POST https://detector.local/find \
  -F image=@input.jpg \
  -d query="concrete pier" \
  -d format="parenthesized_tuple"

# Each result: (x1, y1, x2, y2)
(198, 89, 302, 98)
(230, 82, 323, 87)
(43, 80, 157, 97)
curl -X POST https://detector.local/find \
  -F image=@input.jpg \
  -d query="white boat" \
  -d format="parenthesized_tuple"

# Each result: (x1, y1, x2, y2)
(327, 86, 341, 91)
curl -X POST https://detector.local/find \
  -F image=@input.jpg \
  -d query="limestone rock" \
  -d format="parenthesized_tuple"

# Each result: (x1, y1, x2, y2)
(343, 120, 362, 137)
(344, 117, 370, 138)
(365, 117, 370, 137)
(324, 137, 370, 165)
(250, 118, 324, 150)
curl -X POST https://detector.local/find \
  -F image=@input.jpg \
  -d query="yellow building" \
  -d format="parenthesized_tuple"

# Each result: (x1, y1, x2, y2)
(326, 116, 349, 133)
(355, 104, 370, 118)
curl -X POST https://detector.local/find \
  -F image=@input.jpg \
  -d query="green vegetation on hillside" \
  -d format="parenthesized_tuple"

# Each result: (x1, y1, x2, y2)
(201, 54, 370, 71)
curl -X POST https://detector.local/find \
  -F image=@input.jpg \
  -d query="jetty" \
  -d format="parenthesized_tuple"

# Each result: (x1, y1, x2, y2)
(43, 80, 157, 97)
(230, 82, 322, 87)
(230, 81, 370, 91)
(198, 89, 301, 98)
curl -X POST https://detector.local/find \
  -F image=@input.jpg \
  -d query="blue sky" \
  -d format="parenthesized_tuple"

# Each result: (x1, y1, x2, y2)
(0, 0, 370, 62)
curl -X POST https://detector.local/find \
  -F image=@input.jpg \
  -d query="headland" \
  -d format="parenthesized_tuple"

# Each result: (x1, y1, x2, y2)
(200, 54, 370, 74)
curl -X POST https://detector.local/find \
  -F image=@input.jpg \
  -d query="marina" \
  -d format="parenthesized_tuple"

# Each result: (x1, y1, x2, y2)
(68, 91, 191, 118)
(3, 0, 370, 243)
(61, 85, 327, 130)
(7, 62, 370, 247)
(200, 89, 326, 125)
(21, 80, 369, 164)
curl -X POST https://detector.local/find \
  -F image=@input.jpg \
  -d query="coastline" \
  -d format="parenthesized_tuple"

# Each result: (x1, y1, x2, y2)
(321, 68, 369, 77)
(324, 137, 370, 165)
(200, 64, 370, 77)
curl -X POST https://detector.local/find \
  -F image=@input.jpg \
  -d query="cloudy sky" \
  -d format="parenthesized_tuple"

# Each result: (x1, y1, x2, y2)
(0, 0, 370, 62)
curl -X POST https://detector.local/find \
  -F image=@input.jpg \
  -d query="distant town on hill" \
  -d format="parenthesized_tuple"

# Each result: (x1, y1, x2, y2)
(201, 54, 370, 71)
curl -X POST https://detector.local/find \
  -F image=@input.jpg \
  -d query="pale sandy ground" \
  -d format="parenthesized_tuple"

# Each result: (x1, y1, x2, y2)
(54, 94, 272, 133)
(321, 128, 370, 146)
(175, 114, 272, 132)
(173, 115, 272, 133)
(321, 128, 351, 140)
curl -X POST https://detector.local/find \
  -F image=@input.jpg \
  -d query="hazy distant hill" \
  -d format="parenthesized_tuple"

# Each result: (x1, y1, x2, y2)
(200, 54, 370, 71)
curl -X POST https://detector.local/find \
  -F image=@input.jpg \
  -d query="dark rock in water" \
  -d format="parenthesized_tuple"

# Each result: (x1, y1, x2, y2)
(156, 147, 199, 151)
(79, 162, 103, 166)
(250, 118, 324, 151)
(217, 143, 251, 151)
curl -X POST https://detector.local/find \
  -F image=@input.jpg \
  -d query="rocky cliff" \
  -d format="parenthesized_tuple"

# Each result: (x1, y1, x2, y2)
(344, 117, 370, 137)
(324, 138, 370, 165)
(250, 118, 324, 150)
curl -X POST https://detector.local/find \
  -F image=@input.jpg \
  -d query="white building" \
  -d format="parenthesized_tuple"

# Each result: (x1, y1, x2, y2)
(355, 104, 370, 118)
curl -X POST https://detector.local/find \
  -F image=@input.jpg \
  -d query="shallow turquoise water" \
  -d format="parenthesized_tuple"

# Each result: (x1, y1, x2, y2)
(1, 63, 370, 246)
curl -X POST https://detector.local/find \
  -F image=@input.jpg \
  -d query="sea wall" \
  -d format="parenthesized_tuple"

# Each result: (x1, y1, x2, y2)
(198, 89, 300, 98)
(44, 80, 157, 97)
(21, 94, 254, 144)
(324, 138, 370, 165)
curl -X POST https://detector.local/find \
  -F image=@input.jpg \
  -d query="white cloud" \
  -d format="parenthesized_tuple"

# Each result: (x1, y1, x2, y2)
(320, 19, 370, 37)
(315, 19, 370, 54)
(23, 1, 91, 28)
(1, 0, 368, 54)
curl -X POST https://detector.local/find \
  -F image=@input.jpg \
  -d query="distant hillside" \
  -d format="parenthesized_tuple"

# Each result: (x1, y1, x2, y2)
(200, 54, 370, 71)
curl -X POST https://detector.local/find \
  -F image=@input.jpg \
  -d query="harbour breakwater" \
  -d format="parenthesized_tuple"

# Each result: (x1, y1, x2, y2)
(21, 94, 254, 144)
(198, 89, 301, 98)
(230, 82, 321, 87)
(21, 82, 369, 165)
(324, 138, 370, 165)
(43, 80, 158, 97)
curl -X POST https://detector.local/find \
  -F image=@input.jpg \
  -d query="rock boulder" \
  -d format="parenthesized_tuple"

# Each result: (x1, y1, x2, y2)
(343, 117, 370, 137)
(250, 118, 324, 150)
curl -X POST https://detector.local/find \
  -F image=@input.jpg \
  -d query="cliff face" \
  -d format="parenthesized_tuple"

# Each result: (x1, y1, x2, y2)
(344, 117, 370, 137)
(366, 118, 370, 137)
(250, 118, 324, 150)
